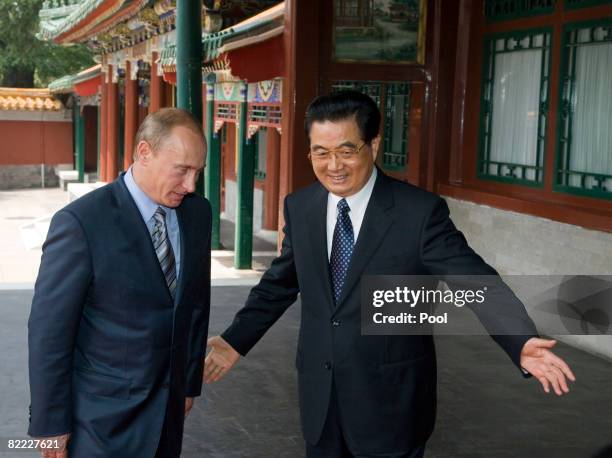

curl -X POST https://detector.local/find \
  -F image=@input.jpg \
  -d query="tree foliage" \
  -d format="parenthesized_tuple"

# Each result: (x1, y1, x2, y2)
(0, 0, 94, 87)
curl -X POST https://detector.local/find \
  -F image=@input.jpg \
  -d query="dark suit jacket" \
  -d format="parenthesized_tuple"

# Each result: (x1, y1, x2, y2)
(222, 171, 537, 454)
(28, 175, 212, 458)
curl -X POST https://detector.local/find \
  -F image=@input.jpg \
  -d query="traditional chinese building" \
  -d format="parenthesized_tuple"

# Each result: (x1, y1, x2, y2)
(39, 0, 612, 358)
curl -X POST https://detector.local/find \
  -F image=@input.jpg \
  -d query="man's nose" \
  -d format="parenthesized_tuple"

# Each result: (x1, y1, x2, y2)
(327, 154, 342, 171)
(183, 173, 197, 194)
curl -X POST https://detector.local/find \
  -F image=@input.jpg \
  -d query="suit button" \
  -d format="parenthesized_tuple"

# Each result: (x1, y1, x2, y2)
(324, 362, 332, 370)
(332, 320, 340, 327)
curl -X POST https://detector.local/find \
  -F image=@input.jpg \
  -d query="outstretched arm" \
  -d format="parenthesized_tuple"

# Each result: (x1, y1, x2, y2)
(204, 199, 300, 383)
(420, 198, 575, 395)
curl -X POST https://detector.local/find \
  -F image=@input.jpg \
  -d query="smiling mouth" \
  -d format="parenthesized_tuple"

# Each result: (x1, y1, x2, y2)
(328, 175, 348, 183)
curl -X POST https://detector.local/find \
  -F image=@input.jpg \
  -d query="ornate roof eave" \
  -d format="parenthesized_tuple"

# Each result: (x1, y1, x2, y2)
(159, 1, 284, 71)
(38, 0, 153, 44)
(73, 64, 102, 84)
(48, 74, 77, 94)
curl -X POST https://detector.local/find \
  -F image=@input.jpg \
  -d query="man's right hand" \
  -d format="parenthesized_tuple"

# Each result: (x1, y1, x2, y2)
(37, 433, 70, 458)
(203, 336, 240, 383)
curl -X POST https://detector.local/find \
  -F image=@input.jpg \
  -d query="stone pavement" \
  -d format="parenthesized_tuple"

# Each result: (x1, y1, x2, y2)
(2, 287, 612, 457)
(0, 188, 67, 285)
(1, 188, 612, 457)
(0, 188, 277, 287)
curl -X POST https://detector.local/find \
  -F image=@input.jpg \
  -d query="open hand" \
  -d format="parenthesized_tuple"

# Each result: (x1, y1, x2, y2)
(204, 336, 240, 383)
(37, 433, 70, 458)
(184, 397, 194, 418)
(520, 337, 576, 395)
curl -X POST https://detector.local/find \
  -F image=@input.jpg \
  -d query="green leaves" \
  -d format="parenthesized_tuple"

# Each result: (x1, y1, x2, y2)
(0, 0, 94, 87)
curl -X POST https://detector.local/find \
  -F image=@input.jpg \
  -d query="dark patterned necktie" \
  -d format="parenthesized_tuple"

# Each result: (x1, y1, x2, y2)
(330, 198, 354, 305)
(151, 207, 177, 298)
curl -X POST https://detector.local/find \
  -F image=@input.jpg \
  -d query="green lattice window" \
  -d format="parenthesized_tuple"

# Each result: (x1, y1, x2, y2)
(555, 20, 612, 199)
(565, 0, 612, 10)
(383, 83, 410, 170)
(478, 29, 552, 186)
(331, 80, 410, 171)
(253, 129, 267, 181)
(485, 0, 555, 21)
(331, 80, 382, 106)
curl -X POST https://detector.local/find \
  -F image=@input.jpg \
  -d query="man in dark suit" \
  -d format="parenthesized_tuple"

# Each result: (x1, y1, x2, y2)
(203, 91, 575, 457)
(28, 108, 211, 458)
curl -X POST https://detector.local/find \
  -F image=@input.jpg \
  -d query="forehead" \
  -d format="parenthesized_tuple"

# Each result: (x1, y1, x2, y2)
(309, 118, 361, 145)
(158, 126, 205, 165)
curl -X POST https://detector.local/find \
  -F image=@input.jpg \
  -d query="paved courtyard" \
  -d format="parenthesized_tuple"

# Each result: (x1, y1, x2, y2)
(2, 287, 612, 457)
(0, 187, 276, 287)
(1, 187, 612, 457)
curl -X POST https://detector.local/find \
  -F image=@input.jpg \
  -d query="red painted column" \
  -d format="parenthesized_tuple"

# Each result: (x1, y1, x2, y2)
(123, 61, 139, 170)
(264, 127, 281, 230)
(106, 64, 119, 181)
(149, 52, 164, 113)
(98, 75, 108, 181)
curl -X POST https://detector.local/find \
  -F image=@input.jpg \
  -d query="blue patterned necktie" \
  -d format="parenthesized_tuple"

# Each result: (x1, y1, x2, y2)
(330, 198, 354, 305)
(151, 207, 177, 298)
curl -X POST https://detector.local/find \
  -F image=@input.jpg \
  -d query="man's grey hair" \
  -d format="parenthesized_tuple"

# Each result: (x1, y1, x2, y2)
(133, 107, 205, 159)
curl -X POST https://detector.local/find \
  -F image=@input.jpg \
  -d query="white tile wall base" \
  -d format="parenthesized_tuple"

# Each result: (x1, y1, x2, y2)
(443, 196, 612, 360)
(224, 179, 264, 233)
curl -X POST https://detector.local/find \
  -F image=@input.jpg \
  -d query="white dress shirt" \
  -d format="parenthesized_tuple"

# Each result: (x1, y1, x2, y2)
(123, 167, 181, 279)
(326, 167, 377, 261)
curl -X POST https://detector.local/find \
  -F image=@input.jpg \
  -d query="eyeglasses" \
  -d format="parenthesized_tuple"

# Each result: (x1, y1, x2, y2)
(308, 142, 368, 163)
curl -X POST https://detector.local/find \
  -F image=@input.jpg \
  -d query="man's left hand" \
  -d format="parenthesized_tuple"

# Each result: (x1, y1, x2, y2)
(184, 397, 194, 418)
(520, 337, 576, 396)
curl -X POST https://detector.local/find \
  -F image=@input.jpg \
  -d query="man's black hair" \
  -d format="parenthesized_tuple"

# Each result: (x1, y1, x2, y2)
(304, 90, 381, 144)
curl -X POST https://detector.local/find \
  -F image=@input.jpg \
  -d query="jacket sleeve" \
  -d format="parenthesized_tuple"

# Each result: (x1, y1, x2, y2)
(419, 197, 538, 373)
(185, 202, 212, 397)
(221, 198, 300, 356)
(28, 210, 92, 437)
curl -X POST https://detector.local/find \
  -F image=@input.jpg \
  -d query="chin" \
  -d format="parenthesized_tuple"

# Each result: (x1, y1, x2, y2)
(325, 182, 353, 197)
(164, 197, 183, 208)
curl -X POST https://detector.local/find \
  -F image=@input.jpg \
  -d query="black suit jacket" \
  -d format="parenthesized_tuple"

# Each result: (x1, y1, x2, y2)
(28, 175, 211, 458)
(222, 171, 537, 453)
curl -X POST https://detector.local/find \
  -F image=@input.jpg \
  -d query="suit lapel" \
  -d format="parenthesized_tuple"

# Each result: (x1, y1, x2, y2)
(110, 175, 174, 306)
(335, 171, 394, 309)
(306, 183, 335, 310)
(174, 204, 190, 306)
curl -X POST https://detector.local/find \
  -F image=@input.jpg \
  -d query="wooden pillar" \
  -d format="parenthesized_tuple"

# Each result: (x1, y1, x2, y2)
(74, 100, 85, 182)
(176, 0, 204, 194)
(106, 65, 119, 181)
(204, 83, 222, 249)
(234, 86, 255, 269)
(150, 52, 164, 113)
(99, 75, 108, 181)
(278, 0, 319, 235)
(164, 81, 174, 108)
(124, 61, 139, 170)
(263, 127, 280, 230)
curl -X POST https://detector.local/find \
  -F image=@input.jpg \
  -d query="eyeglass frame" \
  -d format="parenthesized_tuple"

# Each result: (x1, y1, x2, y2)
(307, 141, 369, 163)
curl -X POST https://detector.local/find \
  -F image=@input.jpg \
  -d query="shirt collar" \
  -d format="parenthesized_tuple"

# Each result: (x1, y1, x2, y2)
(328, 166, 377, 213)
(123, 167, 166, 223)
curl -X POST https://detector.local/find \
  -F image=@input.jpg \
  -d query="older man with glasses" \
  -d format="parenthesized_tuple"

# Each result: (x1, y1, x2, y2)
(204, 90, 575, 458)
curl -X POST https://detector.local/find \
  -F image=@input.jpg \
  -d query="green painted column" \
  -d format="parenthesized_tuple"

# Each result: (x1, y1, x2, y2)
(234, 84, 255, 269)
(75, 100, 85, 183)
(176, 0, 204, 195)
(204, 82, 221, 249)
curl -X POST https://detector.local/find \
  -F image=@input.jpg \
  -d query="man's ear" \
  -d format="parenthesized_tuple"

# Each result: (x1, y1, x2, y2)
(134, 140, 153, 165)
(370, 135, 381, 161)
